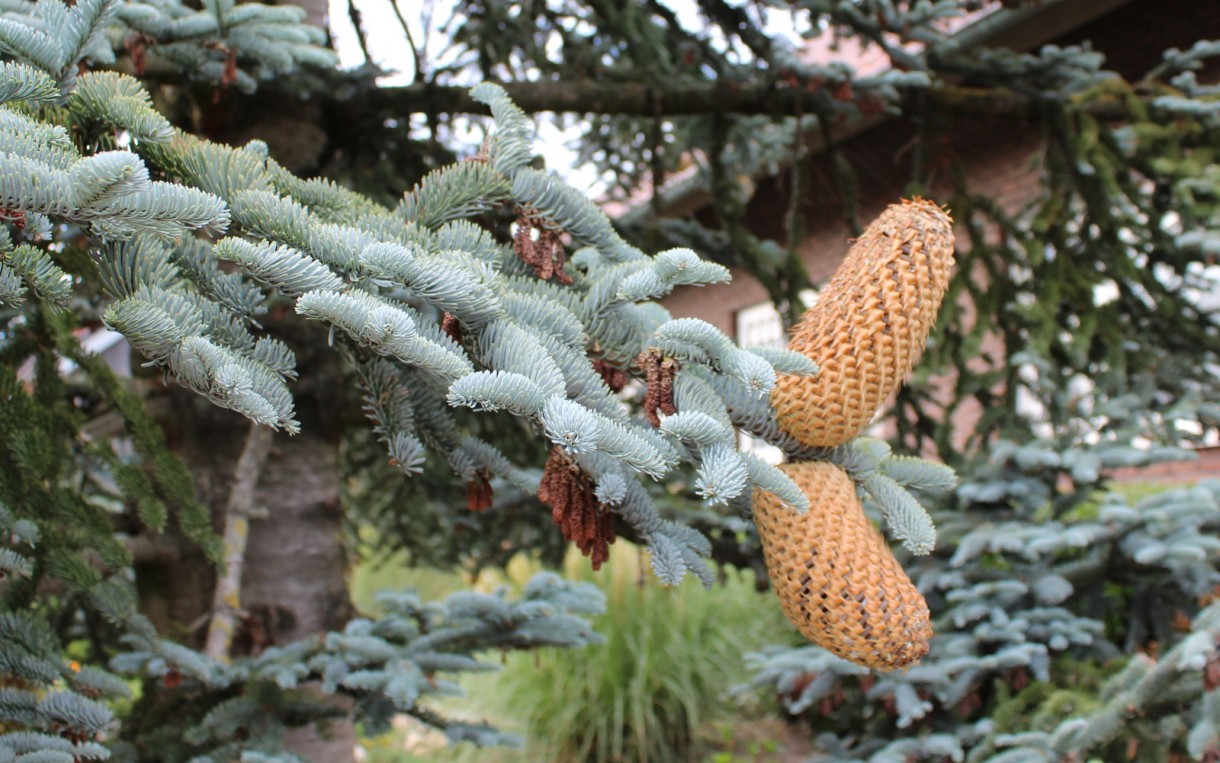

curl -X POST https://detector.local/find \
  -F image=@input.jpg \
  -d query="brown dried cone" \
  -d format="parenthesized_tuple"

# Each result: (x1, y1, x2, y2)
(771, 198, 955, 448)
(753, 460, 932, 670)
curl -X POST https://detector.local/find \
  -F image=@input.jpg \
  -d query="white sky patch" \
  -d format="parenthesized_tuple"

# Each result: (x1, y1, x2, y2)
(324, 0, 805, 191)
(328, 0, 598, 186)
(761, 3, 804, 40)
(1093, 279, 1118, 306)
(328, 0, 468, 85)
(1188, 263, 1220, 312)
(327, 0, 410, 75)
(535, 119, 607, 194)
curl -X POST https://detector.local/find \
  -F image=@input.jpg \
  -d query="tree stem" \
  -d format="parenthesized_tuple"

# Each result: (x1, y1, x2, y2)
(366, 81, 1134, 121)
(203, 423, 274, 662)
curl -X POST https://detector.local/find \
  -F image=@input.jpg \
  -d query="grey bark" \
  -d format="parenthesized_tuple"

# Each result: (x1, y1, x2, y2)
(242, 432, 352, 644)
(243, 431, 357, 762)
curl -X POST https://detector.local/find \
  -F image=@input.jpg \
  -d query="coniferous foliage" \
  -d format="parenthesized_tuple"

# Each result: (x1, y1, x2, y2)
(416, 2, 1220, 760)
(0, 0, 957, 757)
(4, 0, 1220, 761)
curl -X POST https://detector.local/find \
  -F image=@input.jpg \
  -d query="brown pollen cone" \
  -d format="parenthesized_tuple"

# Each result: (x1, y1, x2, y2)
(771, 198, 955, 448)
(466, 470, 493, 512)
(538, 447, 615, 569)
(753, 461, 932, 670)
(636, 348, 677, 427)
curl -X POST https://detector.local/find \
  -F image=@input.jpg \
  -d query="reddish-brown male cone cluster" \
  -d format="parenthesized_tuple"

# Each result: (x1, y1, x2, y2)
(756, 198, 955, 671)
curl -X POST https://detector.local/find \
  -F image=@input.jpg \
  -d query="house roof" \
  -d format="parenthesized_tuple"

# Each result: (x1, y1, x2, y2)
(16, 328, 128, 383)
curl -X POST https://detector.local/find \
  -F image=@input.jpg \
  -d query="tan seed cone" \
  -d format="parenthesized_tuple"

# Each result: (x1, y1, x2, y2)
(754, 461, 932, 670)
(772, 198, 955, 448)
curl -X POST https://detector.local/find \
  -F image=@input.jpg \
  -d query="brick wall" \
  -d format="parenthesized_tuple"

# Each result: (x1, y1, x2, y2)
(1110, 446, 1220, 484)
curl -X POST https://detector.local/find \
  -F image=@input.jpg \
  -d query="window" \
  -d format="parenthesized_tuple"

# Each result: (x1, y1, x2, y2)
(733, 291, 817, 463)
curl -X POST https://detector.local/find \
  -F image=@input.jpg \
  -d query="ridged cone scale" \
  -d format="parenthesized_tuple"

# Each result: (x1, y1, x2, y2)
(753, 461, 932, 670)
(771, 198, 955, 448)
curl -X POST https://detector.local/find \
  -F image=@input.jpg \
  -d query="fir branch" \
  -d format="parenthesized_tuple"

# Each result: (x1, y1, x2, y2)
(0, 61, 58, 105)
(359, 243, 501, 329)
(512, 168, 645, 263)
(396, 161, 512, 229)
(446, 370, 546, 417)
(213, 237, 344, 297)
(470, 82, 536, 176)
(694, 442, 749, 505)
(70, 71, 175, 143)
(861, 473, 938, 556)
(369, 80, 1138, 121)
(5, 245, 70, 308)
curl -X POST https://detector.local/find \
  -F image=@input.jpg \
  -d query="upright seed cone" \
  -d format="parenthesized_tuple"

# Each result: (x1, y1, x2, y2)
(753, 461, 932, 670)
(772, 198, 955, 448)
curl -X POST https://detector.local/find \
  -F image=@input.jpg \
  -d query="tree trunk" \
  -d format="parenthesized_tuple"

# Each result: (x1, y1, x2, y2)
(241, 432, 351, 647)
(134, 8, 368, 756)
(244, 432, 357, 762)
(135, 378, 357, 762)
